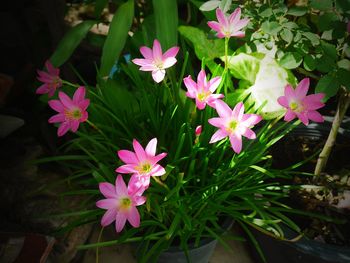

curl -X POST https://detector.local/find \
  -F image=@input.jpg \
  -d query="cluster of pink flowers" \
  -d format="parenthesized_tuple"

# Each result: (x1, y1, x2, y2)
(36, 60, 90, 137)
(97, 138, 167, 232)
(37, 7, 326, 233)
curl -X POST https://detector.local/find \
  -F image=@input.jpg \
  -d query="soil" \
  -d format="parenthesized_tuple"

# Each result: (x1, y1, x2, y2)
(270, 124, 350, 247)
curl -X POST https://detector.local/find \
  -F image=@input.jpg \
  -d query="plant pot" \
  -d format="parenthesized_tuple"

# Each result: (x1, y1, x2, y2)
(250, 226, 350, 263)
(251, 118, 350, 263)
(133, 218, 234, 263)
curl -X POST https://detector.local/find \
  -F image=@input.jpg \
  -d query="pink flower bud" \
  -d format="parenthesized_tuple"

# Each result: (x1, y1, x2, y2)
(195, 125, 202, 136)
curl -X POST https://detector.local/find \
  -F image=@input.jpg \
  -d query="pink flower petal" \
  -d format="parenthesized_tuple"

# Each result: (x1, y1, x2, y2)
(163, 46, 179, 60)
(297, 112, 309, 125)
(57, 122, 70, 137)
(133, 196, 146, 206)
(79, 99, 90, 111)
(133, 139, 147, 162)
(230, 31, 245, 38)
(152, 69, 166, 83)
(115, 212, 127, 232)
(150, 164, 166, 176)
(277, 96, 289, 108)
(215, 100, 232, 118)
(140, 46, 153, 59)
(216, 8, 227, 27)
(195, 99, 206, 110)
(70, 120, 80, 132)
(229, 133, 242, 153)
(126, 206, 140, 228)
(208, 117, 224, 128)
(152, 39, 163, 61)
(184, 76, 197, 97)
(118, 150, 138, 164)
(73, 86, 86, 103)
(48, 114, 65, 123)
(209, 129, 227, 143)
(140, 65, 158, 71)
(307, 111, 324, 123)
(132, 58, 154, 67)
(151, 152, 167, 164)
(197, 70, 206, 90)
(115, 164, 137, 174)
(101, 209, 117, 227)
(228, 7, 241, 25)
(96, 199, 117, 209)
(207, 21, 221, 33)
(163, 57, 177, 69)
(234, 18, 249, 31)
(284, 85, 295, 101)
(58, 91, 74, 109)
(45, 60, 59, 76)
(208, 76, 222, 92)
(242, 128, 256, 140)
(115, 175, 128, 196)
(241, 114, 262, 126)
(36, 84, 49, 95)
(232, 102, 244, 120)
(145, 138, 157, 156)
(295, 78, 310, 99)
(284, 110, 296, 122)
(99, 182, 116, 198)
(303, 94, 325, 110)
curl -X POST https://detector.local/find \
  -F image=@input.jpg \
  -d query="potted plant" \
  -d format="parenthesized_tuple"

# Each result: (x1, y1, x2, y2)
(218, 0, 350, 262)
(34, 1, 330, 262)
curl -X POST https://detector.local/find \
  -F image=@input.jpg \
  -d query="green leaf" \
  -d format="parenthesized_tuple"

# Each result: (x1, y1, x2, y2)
(338, 59, 350, 71)
(178, 26, 225, 60)
(303, 54, 316, 71)
(226, 53, 261, 85)
(259, 7, 273, 17)
(287, 6, 308, 16)
(336, 68, 350, 89)
(284, 22, 299, 30)
(318, 13, 339, 31)
(153, 0, 178, 50)
(50, 20, 96, 67)
(302, 32, 320, 46)
(94, 0, 109, 18)
(261, 21, 283, 36)
(315, 73, 340, 100)
(280, 28, 293, 44)
(100, 0, 134, 77)
(316, 55, 336, 73)
(310, 0, 333, 10)
(279, 52, 303, 69)
(321, 41, 337, 60)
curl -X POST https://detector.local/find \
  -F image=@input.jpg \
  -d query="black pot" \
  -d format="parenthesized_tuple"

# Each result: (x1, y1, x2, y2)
(250, 226, 350, 263)
(252, 118, 350, 263)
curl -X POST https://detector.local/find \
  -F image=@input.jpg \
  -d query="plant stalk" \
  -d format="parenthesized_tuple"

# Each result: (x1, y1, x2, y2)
(314, 87, 350, 175)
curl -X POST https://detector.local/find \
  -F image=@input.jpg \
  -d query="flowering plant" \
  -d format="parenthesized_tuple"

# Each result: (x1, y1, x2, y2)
(37, 2, 327, 262)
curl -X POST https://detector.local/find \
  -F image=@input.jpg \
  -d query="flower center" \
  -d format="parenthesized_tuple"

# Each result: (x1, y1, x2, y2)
(136, 162, 152, 174)
(154, 59, 164, 69)
(289, 101, 303, 113)
(65, 108, 82, 120)
(119, 197, 132, 210)
(226, 120, 238, 133)
(197, 91, 211, 102)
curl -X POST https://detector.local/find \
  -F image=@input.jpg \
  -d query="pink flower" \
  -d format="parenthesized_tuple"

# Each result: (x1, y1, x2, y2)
(184, 70, 224, 110)
(208, 100, 262, 153)
(96, 175, 146, 232)
(277, 78, 325, 126)
(195, 125, 202, 136)
(36, 60, 62, 97)
(48, 86, 90, 137)
(116, 138, 167, 189)
(207, 8, 250, 39)
(132, 39, 179, 83)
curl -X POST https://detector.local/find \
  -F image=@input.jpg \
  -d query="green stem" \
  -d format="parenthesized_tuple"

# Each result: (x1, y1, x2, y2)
(96, 227, 104, 263)
(224, 37, 229, 72)
(61, 80, 80, 88)
(314, 88, 350, 175)
(163, 77, 175, 104)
